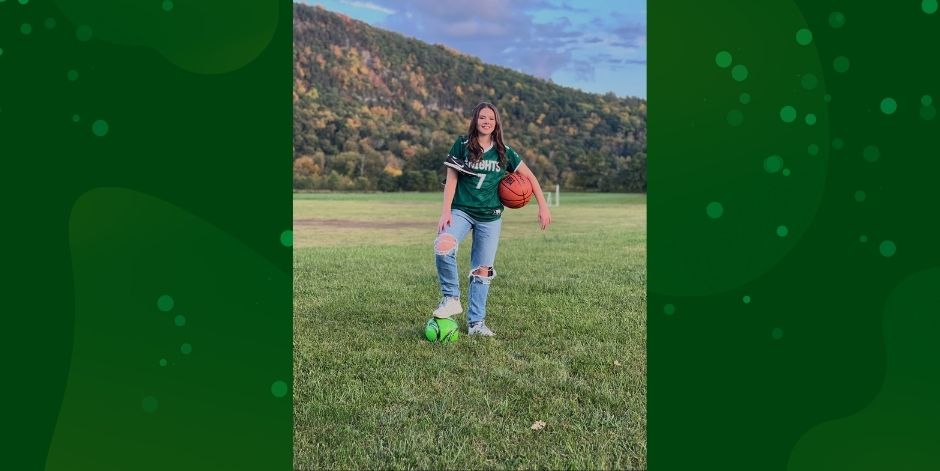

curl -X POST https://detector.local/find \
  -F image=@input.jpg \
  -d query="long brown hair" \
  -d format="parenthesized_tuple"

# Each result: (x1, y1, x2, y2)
(466, 102, 507, 169)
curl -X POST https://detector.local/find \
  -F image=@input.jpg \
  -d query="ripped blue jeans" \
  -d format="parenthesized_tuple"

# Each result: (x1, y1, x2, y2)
(434, 209, 501, 325)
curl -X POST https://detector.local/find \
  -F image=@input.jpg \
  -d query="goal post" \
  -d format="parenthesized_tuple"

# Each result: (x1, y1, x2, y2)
(544, 184, 560, 207)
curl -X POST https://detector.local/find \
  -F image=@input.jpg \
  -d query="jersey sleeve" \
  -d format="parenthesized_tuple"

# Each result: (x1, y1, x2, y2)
(506, 146, 523, 172)
(448, 136, 467, 159)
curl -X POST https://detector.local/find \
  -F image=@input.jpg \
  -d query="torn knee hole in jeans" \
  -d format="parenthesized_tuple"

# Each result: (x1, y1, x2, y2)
(469, 266, 496, 284)
(434, 234, 458, 255)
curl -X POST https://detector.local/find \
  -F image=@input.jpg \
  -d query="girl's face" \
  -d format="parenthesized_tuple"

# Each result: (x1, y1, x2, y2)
(476, 108, 496, 137)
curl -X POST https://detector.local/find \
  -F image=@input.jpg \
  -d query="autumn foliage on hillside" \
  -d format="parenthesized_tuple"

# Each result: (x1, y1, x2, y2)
(293, 3, 646, 192)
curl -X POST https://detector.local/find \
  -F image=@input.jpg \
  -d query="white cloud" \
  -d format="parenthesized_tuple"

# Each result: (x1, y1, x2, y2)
(339, 0, 397, 15)
(348, 0, 645, 95)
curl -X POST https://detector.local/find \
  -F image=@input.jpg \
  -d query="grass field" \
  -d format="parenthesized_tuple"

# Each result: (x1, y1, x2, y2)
(293, 192, 647, 470)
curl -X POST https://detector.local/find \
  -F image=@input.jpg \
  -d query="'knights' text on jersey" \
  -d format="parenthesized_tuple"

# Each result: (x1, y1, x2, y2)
(447, 136, 523, 222)
(467, 160, 504, 172)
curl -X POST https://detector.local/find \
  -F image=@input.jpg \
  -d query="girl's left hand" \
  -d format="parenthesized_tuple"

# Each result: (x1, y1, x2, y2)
(538, 206, 552, 230)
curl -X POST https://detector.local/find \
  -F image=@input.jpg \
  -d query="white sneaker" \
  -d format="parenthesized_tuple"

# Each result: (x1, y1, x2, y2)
(433, 297, 462, 318)
(468, 322, 495, 336)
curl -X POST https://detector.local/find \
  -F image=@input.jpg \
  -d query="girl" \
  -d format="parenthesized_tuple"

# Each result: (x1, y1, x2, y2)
(432, 102, 552, 336)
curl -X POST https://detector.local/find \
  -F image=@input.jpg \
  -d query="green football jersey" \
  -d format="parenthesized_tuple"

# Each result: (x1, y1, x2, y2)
(448, 136, 523, 222)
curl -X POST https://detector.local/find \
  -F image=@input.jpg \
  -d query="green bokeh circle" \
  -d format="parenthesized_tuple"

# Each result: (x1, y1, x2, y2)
(880, 240, 897, 257)
(880, 97, 897, 115)
(157, 295, 174, 312)
(76, 25, 93, 42)
(924, 0, 938, 15)
(829, 11, 846, 28)
(833, 56, 850, 73)
(271, 380, 288, 398)
(706, 202, 724, 219)
(92, 120, 109, 137)
(801, 74, 818, 90)
(795, 29, 813, 46)
(764, 155, 784, 173)
(715, 51, 733, 68)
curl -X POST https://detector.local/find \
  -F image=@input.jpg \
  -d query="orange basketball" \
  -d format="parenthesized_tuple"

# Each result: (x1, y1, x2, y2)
(498, 172, 533, 209)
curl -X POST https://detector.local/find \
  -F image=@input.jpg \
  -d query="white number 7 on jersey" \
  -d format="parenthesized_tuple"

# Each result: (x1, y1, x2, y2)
(475, 174, 486, 189)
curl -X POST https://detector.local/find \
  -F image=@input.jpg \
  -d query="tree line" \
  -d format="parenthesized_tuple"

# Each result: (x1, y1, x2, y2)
(293, 3, 647, 192)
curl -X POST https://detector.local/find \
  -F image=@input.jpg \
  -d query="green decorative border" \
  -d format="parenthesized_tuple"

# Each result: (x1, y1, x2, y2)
(650, 1, 940, 469)
(1, 1, 292, 469)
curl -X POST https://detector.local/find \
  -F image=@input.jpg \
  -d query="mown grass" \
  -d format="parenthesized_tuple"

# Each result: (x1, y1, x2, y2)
(294, 192, 646, 470)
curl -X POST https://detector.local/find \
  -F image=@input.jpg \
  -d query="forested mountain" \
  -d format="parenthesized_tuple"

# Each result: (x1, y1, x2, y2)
(293, 3, 647, 192)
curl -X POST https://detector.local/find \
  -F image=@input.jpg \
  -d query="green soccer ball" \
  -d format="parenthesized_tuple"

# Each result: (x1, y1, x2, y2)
(425, 317, 460, 343)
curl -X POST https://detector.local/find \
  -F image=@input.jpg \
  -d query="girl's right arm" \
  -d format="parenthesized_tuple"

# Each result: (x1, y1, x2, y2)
(438, 168, 458, 232)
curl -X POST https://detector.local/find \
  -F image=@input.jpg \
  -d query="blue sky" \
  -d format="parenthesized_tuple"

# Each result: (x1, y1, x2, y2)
(299, 0, 646, 98)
